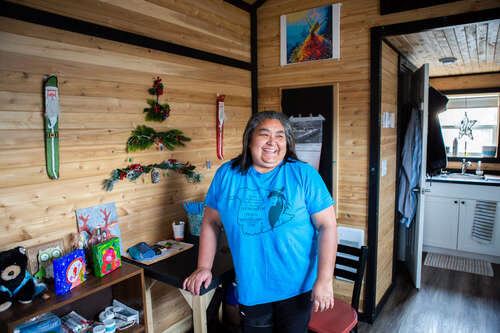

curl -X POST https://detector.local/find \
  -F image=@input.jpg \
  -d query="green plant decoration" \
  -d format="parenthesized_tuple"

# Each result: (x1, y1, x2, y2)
(144, 77, 170, 122)
(103, 159, 202, 191)
(127, 125, 191, 152)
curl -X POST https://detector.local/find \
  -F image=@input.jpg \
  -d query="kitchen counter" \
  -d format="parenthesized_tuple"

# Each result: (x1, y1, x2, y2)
(426, 173, 500, 186)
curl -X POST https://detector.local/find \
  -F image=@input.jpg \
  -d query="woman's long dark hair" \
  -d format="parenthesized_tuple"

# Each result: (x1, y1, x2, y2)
(231, 111, 299, 173)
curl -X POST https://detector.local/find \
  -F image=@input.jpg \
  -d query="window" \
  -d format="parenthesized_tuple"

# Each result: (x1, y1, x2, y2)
(439, 93, 499, 159)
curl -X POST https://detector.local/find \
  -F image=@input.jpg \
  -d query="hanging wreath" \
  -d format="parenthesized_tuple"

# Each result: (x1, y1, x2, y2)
(127, 125, 191, 152)
(144, 77, 170, 122)
(104, 159, 202, 191)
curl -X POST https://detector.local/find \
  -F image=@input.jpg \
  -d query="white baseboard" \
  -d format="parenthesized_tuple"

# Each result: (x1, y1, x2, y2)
(423, 245, 500, 264)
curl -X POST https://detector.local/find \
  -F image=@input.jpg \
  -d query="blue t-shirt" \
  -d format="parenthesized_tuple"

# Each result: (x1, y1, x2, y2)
(205, 159, 335, 306)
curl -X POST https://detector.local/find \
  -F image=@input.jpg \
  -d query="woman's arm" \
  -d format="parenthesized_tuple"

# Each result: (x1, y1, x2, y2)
(182, 206, 222, 295)
(311, 205, 338, 312)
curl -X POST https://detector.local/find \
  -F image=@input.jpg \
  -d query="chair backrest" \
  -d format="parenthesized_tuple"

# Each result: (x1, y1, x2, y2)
(334, 244, 368, 312)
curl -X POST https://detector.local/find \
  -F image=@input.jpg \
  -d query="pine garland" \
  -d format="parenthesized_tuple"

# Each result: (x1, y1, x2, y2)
(104, 159, 202, 191)
(127, 125, 191, 152)
(144, 77, 170, 122)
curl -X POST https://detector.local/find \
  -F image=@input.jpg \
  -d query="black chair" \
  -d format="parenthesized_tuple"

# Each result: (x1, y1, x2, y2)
(309, 244, 369, 333)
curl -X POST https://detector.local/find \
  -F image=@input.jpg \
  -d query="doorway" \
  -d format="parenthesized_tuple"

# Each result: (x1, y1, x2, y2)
(368, 7, 500, 321)
(281, 85, 339, 202)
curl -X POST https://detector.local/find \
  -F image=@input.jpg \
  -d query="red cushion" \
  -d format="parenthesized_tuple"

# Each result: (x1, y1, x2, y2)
(308, 297, 358, 333)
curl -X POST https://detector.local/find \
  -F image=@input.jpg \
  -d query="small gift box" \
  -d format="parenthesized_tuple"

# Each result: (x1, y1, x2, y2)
(53, 249, 86, 295)
(91, 237, 121, 277)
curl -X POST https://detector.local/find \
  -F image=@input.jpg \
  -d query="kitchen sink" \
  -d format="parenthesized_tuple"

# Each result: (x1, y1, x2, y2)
(443, 173, 486, 180)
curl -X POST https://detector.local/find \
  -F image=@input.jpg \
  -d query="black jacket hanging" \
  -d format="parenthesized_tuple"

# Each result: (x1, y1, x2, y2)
(427, 87, 449, 176)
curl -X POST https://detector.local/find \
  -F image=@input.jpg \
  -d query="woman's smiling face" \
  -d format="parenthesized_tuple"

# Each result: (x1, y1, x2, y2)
(249, 118, 287, 173)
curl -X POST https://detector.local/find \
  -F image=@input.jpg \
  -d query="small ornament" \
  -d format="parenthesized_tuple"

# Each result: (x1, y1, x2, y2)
(458, 112, 477, 140)
(151, 168, 160, 184)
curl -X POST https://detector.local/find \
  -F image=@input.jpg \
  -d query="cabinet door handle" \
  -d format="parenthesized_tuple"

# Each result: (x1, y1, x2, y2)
(461, 201, 465, 205)
(454, 200, 458, 204)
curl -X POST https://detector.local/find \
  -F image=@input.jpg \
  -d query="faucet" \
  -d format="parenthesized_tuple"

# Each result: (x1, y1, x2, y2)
(461, 159, 472, 174)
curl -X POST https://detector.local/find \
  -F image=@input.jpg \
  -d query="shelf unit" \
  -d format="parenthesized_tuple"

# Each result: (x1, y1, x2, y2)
(0, 261, 148, 333)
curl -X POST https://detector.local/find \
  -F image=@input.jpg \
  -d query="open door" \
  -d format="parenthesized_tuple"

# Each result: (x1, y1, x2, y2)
(405, 64, 429, 289)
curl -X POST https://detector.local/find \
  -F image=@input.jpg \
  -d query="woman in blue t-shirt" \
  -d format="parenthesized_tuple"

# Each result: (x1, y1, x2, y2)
(183, 111, 338, 333)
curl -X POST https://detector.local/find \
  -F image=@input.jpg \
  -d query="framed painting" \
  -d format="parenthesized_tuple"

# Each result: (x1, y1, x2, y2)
(280, 3, 341, 66)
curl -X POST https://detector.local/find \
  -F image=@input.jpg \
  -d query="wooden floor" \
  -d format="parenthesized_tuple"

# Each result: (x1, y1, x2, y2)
(358, 254, 500, 333)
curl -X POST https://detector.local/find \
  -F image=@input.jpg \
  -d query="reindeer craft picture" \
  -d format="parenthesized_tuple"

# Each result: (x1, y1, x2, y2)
(76, 202, 123, 255)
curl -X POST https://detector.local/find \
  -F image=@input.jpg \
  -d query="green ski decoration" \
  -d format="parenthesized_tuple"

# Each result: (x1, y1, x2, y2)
(44, 75, 60, 179)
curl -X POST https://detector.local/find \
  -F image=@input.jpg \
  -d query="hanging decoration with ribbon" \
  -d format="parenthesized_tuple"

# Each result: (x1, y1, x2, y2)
(44, 75, 60, 179)
(216, 94, 226, 160)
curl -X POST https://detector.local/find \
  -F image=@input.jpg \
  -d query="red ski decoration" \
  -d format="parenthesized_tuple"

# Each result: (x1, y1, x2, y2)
(216, 94, 226, 160)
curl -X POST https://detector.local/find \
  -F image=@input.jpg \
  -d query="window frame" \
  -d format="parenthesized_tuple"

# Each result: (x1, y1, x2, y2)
(440, 88, 500, 164)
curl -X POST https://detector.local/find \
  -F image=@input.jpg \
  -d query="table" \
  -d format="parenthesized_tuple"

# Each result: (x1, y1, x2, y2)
(124, 244, 234, 333)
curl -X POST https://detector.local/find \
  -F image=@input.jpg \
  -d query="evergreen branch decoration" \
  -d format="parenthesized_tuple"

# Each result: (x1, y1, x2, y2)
(103, 159, 202, 191)
(144, 76, 170, 122)
(127, 125, 191, 152)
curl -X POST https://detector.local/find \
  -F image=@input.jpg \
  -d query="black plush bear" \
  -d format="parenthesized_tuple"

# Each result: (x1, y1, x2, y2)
(0, 247, 46, 312)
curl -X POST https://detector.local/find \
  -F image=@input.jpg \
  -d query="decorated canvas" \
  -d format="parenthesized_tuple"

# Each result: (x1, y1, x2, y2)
(53, 249, 86, 295)
(91, 237, 121, 277)
(280, 4, 341, 66)
(76, 202, 123, 254)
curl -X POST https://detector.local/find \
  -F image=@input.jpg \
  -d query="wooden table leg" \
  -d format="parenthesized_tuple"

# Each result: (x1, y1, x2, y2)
(145, 277, 157, 333)
(179, 288, 216, 333)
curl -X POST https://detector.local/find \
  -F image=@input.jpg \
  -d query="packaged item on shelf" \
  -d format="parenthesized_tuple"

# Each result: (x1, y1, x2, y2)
(91, 237, 121, 277)
(60, 311, 91, 333)
(13, 312, 61, 333)
(53, 249, 86, 295)
(111, 299, 140, 329)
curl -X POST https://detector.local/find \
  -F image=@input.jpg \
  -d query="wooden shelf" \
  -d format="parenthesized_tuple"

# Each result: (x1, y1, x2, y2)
(0, 261, 147, 333)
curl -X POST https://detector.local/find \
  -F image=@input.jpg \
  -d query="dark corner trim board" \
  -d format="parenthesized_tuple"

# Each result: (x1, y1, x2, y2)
(374, 282, 396, 318)
(223, 0, 252, 12)
(365, 27, 382, 324)
(368, 6, 500, 323)
(431, 71, 500, 79)
(0, 1, 252, 71)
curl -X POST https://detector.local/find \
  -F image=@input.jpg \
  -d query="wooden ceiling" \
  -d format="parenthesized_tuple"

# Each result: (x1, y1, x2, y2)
(386, 19, 500, 77)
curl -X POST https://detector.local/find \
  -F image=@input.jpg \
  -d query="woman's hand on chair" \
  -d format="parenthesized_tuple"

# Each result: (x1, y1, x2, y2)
(311, 278, 334, 312)
(182, 267, 212, 295)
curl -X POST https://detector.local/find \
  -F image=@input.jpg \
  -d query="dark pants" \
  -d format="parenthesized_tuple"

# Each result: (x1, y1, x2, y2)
(239, 291, 312, 333)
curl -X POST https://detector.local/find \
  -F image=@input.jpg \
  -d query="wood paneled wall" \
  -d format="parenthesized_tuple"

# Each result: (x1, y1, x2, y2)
(431, 73, 500, 172)
(8, 0, 251, 63)
(257, 0, 499, 308)
(376, 42, 398, 305)
(0, 1, 251, 331)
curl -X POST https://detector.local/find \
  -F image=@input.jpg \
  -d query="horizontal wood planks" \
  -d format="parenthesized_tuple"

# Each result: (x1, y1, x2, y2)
(7, 0, 251, 62)
(258, 0, 499, 309)
(430, 73, 500, 90)
(0, 7, 250, 331)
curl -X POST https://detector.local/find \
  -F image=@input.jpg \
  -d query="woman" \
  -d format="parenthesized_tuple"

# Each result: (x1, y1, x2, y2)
(183, 111, 337, 333)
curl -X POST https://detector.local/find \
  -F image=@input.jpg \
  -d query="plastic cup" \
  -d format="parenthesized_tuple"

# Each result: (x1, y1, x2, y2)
(103, 319, 116, 333)
(93, 325, 106, 333)
(172, 221, 185, 241)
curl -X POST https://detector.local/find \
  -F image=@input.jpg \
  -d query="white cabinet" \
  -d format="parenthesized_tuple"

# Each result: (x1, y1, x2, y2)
(423, 196, 459, 250)
(423, 181, 500, 258)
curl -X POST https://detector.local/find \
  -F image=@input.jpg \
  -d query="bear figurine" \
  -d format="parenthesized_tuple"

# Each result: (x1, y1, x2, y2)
(0, 247, 46, 312)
